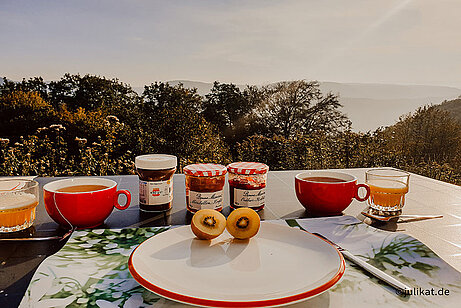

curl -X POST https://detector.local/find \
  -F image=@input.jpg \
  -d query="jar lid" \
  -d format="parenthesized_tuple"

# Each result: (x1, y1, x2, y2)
(227, 162, 269, 175)
(183, 163, 227, 177)
(135, 154, 177, 170)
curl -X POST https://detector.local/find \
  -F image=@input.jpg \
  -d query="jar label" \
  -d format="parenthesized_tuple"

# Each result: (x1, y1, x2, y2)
(233, 188, 265, 208)
(188, 190, 223, 210)
(139, 180, 173, 205)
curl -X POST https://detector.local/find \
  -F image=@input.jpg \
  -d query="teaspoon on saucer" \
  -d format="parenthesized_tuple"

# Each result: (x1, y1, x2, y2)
(361, 211, 443, 222)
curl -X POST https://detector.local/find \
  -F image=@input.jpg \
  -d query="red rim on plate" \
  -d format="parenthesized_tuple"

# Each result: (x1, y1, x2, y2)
(128, 223, 345, 307)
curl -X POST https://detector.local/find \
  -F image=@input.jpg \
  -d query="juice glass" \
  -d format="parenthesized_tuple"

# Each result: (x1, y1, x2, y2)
(365, 168, 410, 216)
(0, 179, 39, 232)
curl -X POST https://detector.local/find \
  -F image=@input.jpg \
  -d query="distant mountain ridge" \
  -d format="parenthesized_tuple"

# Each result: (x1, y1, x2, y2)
(167, 80, 461, 132)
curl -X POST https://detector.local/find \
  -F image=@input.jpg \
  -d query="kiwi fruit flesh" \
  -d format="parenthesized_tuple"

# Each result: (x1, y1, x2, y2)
(191, 209, 226, 240)
(226, 208, 260, 239)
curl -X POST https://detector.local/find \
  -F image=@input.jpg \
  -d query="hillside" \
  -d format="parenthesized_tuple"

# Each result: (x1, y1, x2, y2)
(4, 77, 460, 132)
(168, 80, 461, 132)
(438, 98, 461, 123)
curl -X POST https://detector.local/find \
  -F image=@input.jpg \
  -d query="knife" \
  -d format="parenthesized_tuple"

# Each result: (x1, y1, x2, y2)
(313, 232, 412, 295)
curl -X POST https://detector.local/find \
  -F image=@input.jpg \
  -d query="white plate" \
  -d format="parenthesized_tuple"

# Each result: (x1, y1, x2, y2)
(129, 222, 345, 307)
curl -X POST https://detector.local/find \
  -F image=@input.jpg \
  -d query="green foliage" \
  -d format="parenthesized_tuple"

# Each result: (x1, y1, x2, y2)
(140, 104, 231, 171)
(142, 81, 202, 110)
(255, 80, 351, 138)
(0, 91, 57, 140)
(437, 97, 461, 123)
(48, 73, 140, 112)
(0, 77, 49, 99)
(0, 121, 134, 177)
(382, 106, 461, 164)
(202, 82, 259, 149)
(139, 82, 231, 169)
(1, 74, 461, 185)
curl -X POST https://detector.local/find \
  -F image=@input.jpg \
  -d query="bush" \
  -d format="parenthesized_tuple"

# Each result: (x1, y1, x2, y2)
(2, 75, 461, 186)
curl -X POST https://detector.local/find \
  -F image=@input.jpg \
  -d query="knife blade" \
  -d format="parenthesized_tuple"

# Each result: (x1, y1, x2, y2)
(313, 232, 412, 295)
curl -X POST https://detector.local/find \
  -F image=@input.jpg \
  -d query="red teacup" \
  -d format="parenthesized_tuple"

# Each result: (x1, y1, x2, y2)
(43, 178, 131, 228)
(295, 171, 370, 216)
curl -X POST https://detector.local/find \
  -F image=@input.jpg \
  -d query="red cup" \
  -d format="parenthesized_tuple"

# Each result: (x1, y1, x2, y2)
(295, 171, 370, 216)
(43, 178, 131, 228)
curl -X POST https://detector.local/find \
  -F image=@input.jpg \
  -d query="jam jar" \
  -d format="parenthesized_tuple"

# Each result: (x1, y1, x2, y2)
(227, 162, 269, 211)
(135, 154, 177, 212)
(184, 163, 227, 213)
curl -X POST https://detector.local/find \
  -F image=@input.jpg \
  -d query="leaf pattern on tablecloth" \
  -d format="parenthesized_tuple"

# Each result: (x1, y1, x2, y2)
(295, 217, 461, 307)
(20, 217, 461, 308)
(20, 227, 168, 308)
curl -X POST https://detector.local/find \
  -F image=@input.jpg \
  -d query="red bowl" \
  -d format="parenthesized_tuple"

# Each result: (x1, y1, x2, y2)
(43, 178, 131, 228)
(295, 171, 369, 216)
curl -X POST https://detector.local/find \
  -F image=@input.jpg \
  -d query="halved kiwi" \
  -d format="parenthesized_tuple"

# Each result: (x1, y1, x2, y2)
(191, 209, 226, 240)
(226, 208, 260, 240)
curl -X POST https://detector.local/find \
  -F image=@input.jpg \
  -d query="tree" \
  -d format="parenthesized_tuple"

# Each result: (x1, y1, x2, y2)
(0, 91, 56, 139)
(148, 105, 231, 169)
(202, 82, 261, 147)
(0, 77, 49, 100)
(256, 80, 350, 138)
(139, 82, 230, 167)
(142, 82, 202, 110)
(48, 74, 140, 111)
(383, 106, 461, 164)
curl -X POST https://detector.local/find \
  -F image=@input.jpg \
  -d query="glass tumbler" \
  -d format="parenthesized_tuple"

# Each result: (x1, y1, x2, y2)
(0, 179, 39, 232)
(365, 168, 410, 216)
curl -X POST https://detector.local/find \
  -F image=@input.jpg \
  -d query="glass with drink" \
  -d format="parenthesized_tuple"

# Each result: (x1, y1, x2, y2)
(365, 168, 410, 216)
(0, 179, 39, 232)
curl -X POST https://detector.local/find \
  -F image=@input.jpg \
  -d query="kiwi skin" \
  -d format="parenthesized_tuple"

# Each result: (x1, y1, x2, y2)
(191, 209, 226, 240)
(226, 208, 261, 240)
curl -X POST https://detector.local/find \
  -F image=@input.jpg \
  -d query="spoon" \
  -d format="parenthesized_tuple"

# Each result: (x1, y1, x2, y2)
(0, 228, 73, 242)
(361, 211, 443, 222)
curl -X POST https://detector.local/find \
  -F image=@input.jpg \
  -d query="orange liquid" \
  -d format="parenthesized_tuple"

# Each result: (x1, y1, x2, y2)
(0, 201, 38, 229)
(367, 179, 408, 209)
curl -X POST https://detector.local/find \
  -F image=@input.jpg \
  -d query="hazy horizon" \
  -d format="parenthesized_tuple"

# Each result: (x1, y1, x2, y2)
(1, 0, 461, 88)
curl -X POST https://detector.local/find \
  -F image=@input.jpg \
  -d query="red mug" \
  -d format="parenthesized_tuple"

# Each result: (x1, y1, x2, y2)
(43, 178, 131, 228)
(295, 171, 370, 216)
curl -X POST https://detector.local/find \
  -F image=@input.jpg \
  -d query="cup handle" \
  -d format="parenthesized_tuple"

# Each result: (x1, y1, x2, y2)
(114, 190, 131, 210)
(355, 184, 370, 202)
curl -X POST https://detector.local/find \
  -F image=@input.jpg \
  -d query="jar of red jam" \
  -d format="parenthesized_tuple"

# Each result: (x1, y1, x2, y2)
(135, 154, 177, 212)
(227, 162, 269, 211)
(184, 163, 227, 213)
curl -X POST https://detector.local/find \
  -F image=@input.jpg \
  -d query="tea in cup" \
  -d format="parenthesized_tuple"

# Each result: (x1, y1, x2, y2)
(43, 178, 131, 228)
(295, 171, 370, 216)
(365, 168, 410, 216)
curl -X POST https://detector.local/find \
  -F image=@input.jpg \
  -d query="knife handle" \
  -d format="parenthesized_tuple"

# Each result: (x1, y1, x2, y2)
(342, 250, 412, 295)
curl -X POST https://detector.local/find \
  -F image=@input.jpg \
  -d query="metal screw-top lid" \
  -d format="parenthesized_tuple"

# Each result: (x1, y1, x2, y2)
(135, 154, 177, 170)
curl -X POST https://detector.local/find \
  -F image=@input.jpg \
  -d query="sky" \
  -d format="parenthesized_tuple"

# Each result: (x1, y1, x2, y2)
(1, 0, 460, 87)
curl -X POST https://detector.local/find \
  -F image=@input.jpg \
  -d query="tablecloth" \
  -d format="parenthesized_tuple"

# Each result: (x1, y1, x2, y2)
(19, 216, 461, 307)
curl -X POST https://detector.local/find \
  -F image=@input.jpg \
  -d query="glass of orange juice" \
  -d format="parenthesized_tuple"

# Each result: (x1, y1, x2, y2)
(365, 168, 410, 216)
(0, 179, 39, 232)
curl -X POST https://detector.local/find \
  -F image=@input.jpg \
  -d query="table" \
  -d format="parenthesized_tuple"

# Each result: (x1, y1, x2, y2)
(1, 168, 461, 307)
